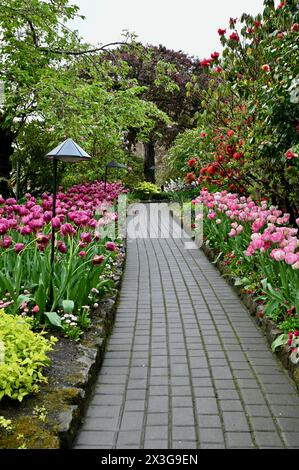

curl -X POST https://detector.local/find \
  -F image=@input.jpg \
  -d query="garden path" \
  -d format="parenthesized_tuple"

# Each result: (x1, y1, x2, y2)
(74, 204, 299, 449)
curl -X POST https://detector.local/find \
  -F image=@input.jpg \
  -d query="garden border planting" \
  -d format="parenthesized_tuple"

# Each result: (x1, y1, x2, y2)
(170, 210, 299, 391)
(0, 243, 126, 449)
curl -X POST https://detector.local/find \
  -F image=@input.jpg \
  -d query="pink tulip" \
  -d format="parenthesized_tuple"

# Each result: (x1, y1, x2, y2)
(285, 253, 298, 265)
(270, 249, 285, 261)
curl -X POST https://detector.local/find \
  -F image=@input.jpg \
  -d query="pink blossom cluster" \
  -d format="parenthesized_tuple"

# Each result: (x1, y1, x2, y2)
(194, 190, 299, 269)
(0, 181, 126, 253)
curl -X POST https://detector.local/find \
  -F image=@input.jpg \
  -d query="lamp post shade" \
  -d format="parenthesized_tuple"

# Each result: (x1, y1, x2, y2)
(46, 138, 91, 162)
(106, 160, 127, 169)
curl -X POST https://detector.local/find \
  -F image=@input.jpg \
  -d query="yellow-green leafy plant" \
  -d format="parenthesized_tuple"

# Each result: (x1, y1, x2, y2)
(133, 182, 161, 200)
(0, 310, 57, 401)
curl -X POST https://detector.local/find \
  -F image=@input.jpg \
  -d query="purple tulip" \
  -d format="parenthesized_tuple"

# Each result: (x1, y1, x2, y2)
(14, 243, 25, 253)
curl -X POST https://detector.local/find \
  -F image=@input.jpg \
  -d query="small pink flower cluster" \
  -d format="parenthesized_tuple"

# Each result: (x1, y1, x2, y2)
(194, 190, 299, 269)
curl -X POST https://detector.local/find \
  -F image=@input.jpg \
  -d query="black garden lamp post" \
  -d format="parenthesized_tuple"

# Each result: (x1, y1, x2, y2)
(104, 160, 127, 190)
(46, 138, 91, 309)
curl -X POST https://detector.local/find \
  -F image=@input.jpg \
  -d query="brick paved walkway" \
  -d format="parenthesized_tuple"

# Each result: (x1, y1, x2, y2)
(75, 204, 299, 449)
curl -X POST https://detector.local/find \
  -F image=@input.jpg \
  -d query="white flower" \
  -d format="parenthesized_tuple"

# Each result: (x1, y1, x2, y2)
(289, 77, 299, 104)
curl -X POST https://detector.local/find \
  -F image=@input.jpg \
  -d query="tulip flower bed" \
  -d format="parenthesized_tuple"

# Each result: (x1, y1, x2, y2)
(0, 180, 127, 341)
(193, 189, 299, 363)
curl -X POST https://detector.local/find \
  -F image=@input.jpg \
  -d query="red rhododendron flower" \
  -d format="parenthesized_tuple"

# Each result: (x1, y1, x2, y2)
(285, 150, 297, 160)
(200, 132, 207, 138)
(229, 32, 239, 42)
(200, 58, 211, 68)
(233, 152, 244, 160)
(185, 172, 196, 183)
(291, 23, 299, 32)
(277, 1, 286, 9)
(187, 158, 197, 168)
(218, 28, 226, 36)
(211, 52, 220, 60)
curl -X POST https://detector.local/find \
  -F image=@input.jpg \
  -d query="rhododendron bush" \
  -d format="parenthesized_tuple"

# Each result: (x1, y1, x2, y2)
(193, 189, 299, 333)
(0, 181, 126, 339)
(167, 0, 299, 219)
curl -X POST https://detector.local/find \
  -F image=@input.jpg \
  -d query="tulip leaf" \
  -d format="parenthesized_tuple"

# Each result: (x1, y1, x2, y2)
(44, 312, 62, 328)
(62, 300, 75, 314)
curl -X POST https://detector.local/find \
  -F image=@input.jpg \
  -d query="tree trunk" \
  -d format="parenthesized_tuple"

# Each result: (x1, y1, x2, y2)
(0, 122, 14, 197)
(144, 140, 156, 183)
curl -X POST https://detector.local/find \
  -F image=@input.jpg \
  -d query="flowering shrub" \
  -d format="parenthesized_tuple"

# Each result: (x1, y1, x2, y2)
(193, 189, 299, 331)
(0, 181, 126, 339)
(167, 0, 299, 219)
